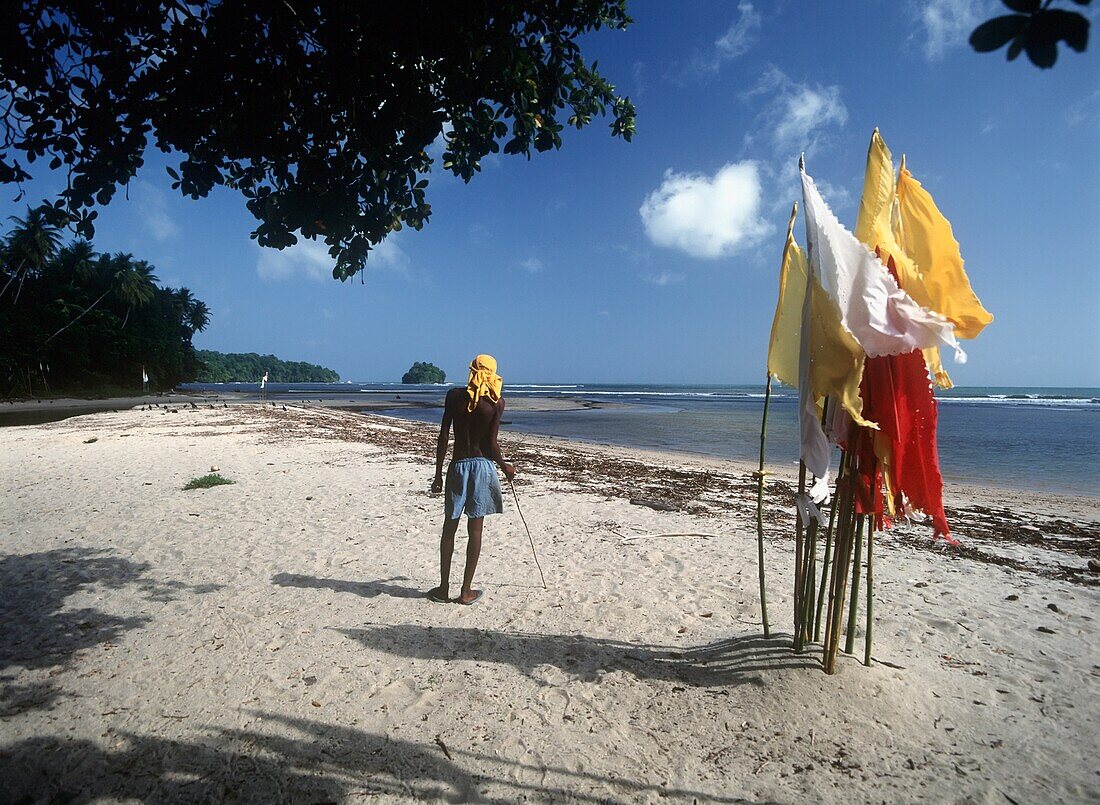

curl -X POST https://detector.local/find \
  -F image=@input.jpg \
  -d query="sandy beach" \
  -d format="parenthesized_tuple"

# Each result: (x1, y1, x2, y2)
(1, 404, 1098, 802)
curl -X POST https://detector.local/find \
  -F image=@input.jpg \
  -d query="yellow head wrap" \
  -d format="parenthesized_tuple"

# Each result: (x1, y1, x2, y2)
(466, 354, 503, 412)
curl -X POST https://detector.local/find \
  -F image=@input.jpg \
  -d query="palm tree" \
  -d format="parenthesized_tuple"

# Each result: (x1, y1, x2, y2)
(186, 299, 210, 333)
(1, 206, 62, 301)
(43, 253, 159, 345)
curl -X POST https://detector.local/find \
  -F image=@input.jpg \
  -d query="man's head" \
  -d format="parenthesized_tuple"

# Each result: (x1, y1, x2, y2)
(466, 354, 503, 412)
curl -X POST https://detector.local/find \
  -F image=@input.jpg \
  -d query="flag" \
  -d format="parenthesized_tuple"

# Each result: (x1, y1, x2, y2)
(846, 255, 952, 541)
(766, 204, 806, 389)
(800, 165, 965, 363)
(896, 156, 993, 340)
(769, 204, 869, 426)
(261, 372, 268, 388)
(142, 366, 148, 384)
(855, 130, 993, 387)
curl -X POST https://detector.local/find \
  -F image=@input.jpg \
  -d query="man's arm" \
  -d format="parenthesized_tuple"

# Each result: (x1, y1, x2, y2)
(432, 393, 455, 493)
(485, 398, 515, 481)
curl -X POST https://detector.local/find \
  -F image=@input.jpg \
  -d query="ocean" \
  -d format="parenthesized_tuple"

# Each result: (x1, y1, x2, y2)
(186, 382, 1100, 497)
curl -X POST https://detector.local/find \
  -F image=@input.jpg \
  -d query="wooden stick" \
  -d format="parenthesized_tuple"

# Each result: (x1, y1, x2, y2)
(798, 509, 819, 646)
(864, 517, 874, 667)
(845, 515, 865, 655)
(755, 373, 773, 638)
(793, 460, 807, 652)
(823, 433, 861, 674)
(813, 453, 842, 642)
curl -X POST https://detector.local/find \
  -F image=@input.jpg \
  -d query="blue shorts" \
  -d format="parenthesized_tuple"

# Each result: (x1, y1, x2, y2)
(445, 457, 504, 520)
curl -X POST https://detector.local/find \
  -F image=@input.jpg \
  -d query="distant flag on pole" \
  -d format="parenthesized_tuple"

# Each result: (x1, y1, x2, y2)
(142, 366, 149, 384)
(261, 372, 268, 389)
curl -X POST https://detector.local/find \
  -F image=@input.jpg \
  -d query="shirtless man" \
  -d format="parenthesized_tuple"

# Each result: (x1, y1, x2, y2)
(428, 354, 515, 605)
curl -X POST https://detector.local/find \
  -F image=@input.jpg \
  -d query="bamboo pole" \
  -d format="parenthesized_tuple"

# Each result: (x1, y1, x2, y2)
(755, 373, 773, 638)
(864, 518, 875, 667)
(823, 434, 861, 674)
(793, 461, 807, 652)
(821, 447, 852, 660)
(797, 511, 819, 646)
(844, 515, 865, 654)
(813, 456, 842, 642)
(822, 483, 851, 666)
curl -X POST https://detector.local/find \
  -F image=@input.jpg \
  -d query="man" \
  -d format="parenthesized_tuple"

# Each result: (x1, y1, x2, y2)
(428, 354, 515, 605)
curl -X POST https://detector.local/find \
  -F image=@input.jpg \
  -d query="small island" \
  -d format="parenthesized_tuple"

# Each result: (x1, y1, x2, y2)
(402, 361, 446, 384)
(195, 350, 340, 383)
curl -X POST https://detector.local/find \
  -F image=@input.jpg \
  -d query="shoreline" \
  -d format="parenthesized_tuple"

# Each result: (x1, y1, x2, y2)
(1, 404, 1098, 801)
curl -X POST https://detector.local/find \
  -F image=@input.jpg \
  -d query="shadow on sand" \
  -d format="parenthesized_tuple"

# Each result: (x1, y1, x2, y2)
(272, 572, 425, 598)
(338, 623, 819, 688)
(0, 711, 752, 803)
(0, 546, 221, 716)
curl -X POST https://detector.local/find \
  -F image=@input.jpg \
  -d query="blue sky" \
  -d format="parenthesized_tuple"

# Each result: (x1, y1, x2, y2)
(4, 1, 1098, 386)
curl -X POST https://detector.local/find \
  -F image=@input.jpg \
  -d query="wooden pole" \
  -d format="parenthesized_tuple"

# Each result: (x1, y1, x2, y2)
(813, 454, 842, 642)
(798, 510, 819, 646)
(793, 460, 807, 651)
(823, 432, 861, 674)
(864, 518, 875, 666)
(755, 373, 773, 638)
(844, 515, 865, 655)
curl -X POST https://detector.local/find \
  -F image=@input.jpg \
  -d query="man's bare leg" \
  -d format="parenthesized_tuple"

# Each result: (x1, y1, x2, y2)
(457, 517, 484, 604)
(427, 518, 461, 600)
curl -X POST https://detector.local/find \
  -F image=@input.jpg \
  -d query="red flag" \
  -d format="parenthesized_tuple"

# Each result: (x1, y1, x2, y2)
(854, 254, 951, 541)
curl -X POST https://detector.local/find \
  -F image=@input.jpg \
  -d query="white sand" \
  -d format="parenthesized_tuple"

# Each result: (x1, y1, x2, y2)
(1, 405, 1098, 803)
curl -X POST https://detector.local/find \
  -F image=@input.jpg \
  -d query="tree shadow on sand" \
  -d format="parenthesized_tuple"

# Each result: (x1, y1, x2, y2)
(338, 624, 819, 688)
(0, 711, 750, 803)
(0, 547, 222, 716)
(271, 572, 424, 599)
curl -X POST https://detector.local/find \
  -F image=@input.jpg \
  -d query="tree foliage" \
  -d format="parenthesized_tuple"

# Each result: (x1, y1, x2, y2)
(194, 350, 339, 384)
(402, 362, 446, 384)
(0, 210, 206, 395)
(970, 0, 1091, 68)
(0, 1, 636, 279)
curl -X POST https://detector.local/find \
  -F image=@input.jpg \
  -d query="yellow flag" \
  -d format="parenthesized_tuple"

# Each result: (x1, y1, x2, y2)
(768, 203, 871, 427)
(856, 130, 959, 387)
(807, 267, 872, 429)
(896, 156, 993, 341)
(766, 204, 805, 388)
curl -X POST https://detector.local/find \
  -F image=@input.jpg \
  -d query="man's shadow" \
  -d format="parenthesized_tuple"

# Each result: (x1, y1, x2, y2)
(271, 573, 423, 599)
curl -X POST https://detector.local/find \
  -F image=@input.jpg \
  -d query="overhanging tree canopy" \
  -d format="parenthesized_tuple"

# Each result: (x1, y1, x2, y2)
(0, 1, 636, 279)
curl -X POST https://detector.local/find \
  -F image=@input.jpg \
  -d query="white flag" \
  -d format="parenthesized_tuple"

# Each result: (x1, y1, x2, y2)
(261, 372, 268, 388)
(800, 167, 964, 363)
(142, 366, 148, 384)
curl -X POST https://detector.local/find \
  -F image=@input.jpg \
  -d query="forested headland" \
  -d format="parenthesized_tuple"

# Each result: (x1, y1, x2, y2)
(1, 209, 208, 397)
(195, 351, 339, 383)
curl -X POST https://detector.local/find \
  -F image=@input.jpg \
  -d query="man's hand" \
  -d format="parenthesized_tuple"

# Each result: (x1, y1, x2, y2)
(431, 476, 443, 494)
(501, 462, 516, 482)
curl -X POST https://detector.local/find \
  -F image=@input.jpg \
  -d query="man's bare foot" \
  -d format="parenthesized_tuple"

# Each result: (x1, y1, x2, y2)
(454, 589, 483, 606)
(425, 586, 449, 603)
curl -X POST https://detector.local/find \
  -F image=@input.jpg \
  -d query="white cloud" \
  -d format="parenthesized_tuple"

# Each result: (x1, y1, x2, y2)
(748, 68, 848, 158)
(1067, 89, 1100, 130)
(714, 2, 761, 61)
(257, 235, 408, 282)
(684, 2, 761, 77)
(519, 257, 543, 273)
(645, 271, 686, 287)
(133, 180, 179, 241)
(911, 0, 988, 61)
(639, 162, 771, 260)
